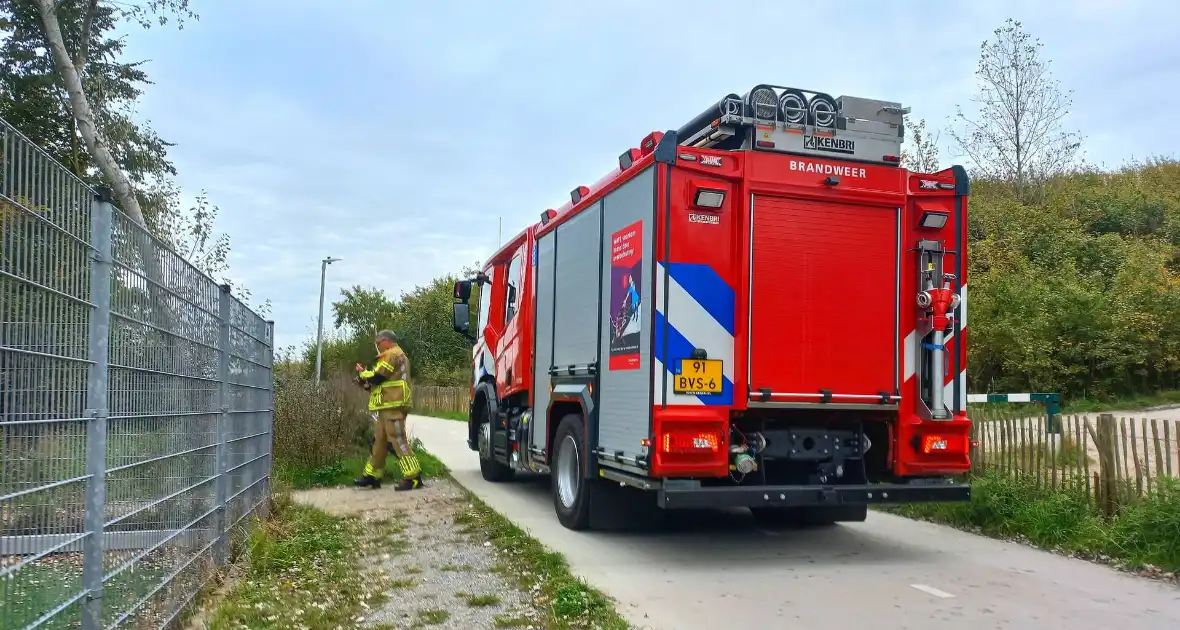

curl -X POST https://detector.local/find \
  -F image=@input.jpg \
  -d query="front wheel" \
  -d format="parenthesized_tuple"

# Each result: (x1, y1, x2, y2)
(477, 403, 514, 482)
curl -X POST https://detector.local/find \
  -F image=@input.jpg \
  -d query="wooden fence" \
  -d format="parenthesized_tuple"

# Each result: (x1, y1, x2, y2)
(414, 385, 469, 415)
(969, 408, 1179, 515)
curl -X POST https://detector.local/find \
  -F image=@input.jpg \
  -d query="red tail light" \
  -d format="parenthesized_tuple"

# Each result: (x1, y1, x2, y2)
(661, 430, 722, 454)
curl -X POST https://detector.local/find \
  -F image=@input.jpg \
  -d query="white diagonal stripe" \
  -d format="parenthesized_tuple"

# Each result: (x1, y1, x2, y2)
(902, 330, 916, 382)
(661, 263, 735, 382)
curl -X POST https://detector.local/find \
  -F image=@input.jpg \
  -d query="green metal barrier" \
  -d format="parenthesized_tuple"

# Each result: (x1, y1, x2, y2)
(966, 392, 1063, 436)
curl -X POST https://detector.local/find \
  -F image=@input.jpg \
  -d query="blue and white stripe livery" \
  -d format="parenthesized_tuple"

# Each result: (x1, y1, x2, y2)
(654, 262, 735, 406)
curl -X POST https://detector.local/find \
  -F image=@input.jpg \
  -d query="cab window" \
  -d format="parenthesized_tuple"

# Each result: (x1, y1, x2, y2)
(505, 253, 523, 324)
(476, 268, 493, 336)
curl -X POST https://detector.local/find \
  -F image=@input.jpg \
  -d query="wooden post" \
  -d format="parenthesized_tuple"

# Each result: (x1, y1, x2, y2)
(1130, 420, 1144, 497)
(1049, 412, 1058, 489)
(1151, 419, 1164, 482)
(1081, 416, 1092, 502)
(1164, 420, 1173, 477)
(1088, 414, 1119, 518)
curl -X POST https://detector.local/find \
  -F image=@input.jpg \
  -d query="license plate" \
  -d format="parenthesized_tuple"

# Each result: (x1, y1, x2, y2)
(673, 359, 723, 395)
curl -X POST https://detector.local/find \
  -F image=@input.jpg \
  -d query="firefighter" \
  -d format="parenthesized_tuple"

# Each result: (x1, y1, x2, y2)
(353, 330, 423, 491)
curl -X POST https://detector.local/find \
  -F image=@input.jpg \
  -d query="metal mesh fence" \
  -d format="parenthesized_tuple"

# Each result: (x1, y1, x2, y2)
(1, 117, 274, 629)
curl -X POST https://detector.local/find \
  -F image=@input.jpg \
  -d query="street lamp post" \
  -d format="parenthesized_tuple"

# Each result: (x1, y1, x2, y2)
(314, 256, 342, 384)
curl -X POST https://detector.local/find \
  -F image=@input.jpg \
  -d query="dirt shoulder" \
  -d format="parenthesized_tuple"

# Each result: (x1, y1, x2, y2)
(293, 478, 545, 630)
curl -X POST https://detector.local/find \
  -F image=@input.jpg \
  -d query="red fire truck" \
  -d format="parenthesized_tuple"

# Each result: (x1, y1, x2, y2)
(451, 84, 972, 531)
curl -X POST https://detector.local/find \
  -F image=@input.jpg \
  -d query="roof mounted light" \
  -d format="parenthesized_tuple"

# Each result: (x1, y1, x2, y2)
(639, 131, 664, 155)
(919, 210, 948, 229)
(570, 185, 590, 205)
(540, 208, 557, 225)
(619, 148, 641, 171)
(778, 88, 807, 125)
(808, 92, 838, 129)
(745, 84, 778, 121)
(693, 188, 725, 209)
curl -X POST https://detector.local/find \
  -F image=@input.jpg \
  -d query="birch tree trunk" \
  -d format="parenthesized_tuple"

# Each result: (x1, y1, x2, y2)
(33, 0, 180, 385)
(32, 0, 148, 229)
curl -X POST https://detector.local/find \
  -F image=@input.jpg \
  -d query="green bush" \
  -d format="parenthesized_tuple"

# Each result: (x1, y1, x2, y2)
(968, 160, 1180, 401)
(272, 374, 371, 484)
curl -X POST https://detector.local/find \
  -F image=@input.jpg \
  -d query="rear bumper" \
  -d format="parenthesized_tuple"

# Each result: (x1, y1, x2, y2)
(656, 480, 970, 510)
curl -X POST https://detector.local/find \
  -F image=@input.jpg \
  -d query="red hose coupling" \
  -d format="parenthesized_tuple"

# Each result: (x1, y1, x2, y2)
(926, 287, 955, 330)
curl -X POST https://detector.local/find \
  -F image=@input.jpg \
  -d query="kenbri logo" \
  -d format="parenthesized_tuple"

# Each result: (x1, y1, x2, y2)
(789, 160, 867, 179)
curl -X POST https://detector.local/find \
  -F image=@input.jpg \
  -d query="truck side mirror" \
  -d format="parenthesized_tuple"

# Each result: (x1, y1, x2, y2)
(453, 280, 473, 302)
(452, 302, 473, 341)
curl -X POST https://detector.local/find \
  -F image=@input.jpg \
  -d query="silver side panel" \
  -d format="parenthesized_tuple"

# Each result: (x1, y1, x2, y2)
(597, 166, 655, 458)
(552, 202, 602, 367)
(531, 231, 556, 452)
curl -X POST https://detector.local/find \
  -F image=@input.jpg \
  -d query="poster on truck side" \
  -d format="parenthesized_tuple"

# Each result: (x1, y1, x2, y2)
(609, 220, 643, 371)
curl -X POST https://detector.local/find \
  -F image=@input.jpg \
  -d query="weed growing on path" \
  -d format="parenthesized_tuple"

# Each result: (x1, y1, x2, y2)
(454, 498, 631, 630)
(201, 494, 391, 629)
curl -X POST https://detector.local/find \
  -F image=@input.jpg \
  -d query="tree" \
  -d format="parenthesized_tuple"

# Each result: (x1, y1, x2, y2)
(949, 18, 1082, 202)
(311, 265, 483, 385)
(901, 116, 941, 173)
(28, 0, 194, 227)
(0, 0, 177, 229)
(9, 2, 267, 300)
(332, 286, 399, 335)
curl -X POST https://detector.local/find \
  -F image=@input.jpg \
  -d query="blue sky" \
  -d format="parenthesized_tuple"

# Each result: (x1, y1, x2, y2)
(121, 0, 1180, 351)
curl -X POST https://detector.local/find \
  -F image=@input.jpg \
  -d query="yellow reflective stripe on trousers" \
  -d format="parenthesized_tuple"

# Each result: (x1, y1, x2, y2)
(399, 455, 421, 477)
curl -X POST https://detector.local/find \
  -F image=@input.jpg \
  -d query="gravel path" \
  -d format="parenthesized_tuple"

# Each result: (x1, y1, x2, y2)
(294, 479, 545, 630)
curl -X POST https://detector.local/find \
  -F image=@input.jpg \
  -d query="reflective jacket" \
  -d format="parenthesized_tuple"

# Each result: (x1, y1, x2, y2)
(358, 345, 412, 411)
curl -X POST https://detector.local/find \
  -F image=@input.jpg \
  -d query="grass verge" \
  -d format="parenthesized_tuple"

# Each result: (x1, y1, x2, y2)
(420, 410, 468, 422)
(882, 471, 1180, 575)
(454, 497, 630, 630)
(201, 493, 393, 629)
(275, 438, 449, 490)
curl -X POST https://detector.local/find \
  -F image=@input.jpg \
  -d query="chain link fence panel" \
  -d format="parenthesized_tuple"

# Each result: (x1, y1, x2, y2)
(1, 116, 275, 630)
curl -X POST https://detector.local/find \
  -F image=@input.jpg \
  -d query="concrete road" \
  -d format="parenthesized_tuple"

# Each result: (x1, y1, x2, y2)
(408, 415, 1180, 630)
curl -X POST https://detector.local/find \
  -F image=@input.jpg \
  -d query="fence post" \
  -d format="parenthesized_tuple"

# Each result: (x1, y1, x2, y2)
(81, 187, 114, 630)
(264, 320, 275, 514)
(1095, 413, 1119, 518)
(213, 284, 232, 564)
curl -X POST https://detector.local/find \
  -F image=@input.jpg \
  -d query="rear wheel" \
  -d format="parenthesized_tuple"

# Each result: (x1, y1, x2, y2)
(552, 414, 591, 529)
(550, 413, 665, 531)
(477, 402, 514, 482)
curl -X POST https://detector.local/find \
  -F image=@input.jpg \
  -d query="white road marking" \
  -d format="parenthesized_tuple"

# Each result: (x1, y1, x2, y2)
(910, 584, 955, 599)
(757, 529, 781, 537)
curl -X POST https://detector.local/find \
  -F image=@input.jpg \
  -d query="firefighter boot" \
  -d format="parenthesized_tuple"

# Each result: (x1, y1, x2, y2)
(394, 475, 423, 492)
(354, 474, 381, 489)
(354, 461, 384, 489)
(394, 454, 424, 491)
